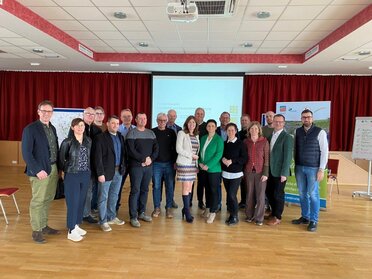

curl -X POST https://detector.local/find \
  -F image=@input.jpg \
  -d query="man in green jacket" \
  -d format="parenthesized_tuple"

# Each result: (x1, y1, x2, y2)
(266, 114, 293, 226)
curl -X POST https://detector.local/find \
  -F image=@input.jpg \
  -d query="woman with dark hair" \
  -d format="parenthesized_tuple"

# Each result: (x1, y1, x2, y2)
(244, 121, 269, 226)
(59, 118, 92, 242)
(176, 115, 199, 223)
(221, 122, 248, 226)
(199, 119, 224, 224)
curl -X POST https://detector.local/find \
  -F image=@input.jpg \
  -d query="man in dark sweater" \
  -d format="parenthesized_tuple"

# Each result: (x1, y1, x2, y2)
(152, 113, 177, 218)
(126, 113, 159, 228)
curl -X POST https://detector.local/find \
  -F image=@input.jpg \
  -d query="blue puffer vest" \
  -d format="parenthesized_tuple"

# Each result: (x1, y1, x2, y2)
(295, 125, 321, 167)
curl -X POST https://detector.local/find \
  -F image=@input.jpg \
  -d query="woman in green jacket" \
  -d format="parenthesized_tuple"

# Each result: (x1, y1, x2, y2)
(198, 119, 224, 224)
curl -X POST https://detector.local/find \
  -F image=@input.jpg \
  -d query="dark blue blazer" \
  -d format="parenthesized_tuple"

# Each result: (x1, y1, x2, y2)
(22, 120, 59, 177)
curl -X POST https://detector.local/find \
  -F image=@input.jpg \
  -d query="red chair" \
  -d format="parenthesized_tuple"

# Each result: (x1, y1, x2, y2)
(0, 188, 20, 225)
(327, 159, 340, 197)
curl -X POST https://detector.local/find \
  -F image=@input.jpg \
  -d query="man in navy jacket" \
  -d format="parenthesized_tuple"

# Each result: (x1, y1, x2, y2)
(22, 100, 60, 244)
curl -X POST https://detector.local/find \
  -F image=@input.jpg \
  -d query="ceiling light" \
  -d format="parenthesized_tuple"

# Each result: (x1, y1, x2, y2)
(242, 42, 253, 48)
(114, 12, 127, 19)
(110, 63, 119, 67)
(32, 48, 44, 53)
(358, 50, 371, 56)
(369, 66, 372, 70)
(138, 42, 149, 47)
(30, 62, 40, 66)
(341, 57, 359, 61)
(278, 65, 288, 69)
(256, 11, 270, 19)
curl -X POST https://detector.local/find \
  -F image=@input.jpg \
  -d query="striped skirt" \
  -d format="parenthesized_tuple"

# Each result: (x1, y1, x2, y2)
(176, 164, 198, 182)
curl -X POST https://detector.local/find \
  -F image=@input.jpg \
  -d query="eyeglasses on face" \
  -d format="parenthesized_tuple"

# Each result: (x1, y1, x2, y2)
(84, 112, 95, 116)
(39, 109, 53, 114)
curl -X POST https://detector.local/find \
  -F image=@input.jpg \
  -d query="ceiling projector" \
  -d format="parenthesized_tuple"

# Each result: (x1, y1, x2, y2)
(166, 1, 198, 23)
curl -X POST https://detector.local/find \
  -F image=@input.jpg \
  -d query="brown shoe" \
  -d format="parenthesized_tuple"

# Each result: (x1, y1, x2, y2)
(42, 226, 60, 235)
(32, 231, 46, 244)
(152, 208, 161, 218)
(166, 208, 173, 219)
(267, 217, 281, 226)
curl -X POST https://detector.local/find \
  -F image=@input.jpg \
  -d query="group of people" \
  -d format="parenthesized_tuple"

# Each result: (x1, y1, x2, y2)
(21, 100, 328, 244)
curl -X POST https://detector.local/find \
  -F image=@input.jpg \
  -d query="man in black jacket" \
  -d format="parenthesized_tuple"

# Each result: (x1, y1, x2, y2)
(94, 115, 126, 232)
(22, 100, 60, 243)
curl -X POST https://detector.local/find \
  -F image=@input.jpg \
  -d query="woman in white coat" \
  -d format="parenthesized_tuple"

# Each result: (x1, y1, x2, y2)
(176, 115, 199, 223)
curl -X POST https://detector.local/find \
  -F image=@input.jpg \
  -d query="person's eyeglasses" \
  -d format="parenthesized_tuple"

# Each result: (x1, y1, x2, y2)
(39, 110, 53, 114)
(157, 119, 167, 122)
(95, 112, 104, 115)
(84, 113, 95, 116)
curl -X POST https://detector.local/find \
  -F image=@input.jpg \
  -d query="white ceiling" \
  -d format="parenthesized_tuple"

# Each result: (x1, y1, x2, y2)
(0, 0, 371, 74)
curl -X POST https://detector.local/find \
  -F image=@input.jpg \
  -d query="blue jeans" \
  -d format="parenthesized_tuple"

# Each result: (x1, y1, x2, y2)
(98, 170, 122, 224)
(64, 171, 90, 230)
(295, 165, 320, 223)
(128, 166, 152, 219)
(152, 162, 174, 209)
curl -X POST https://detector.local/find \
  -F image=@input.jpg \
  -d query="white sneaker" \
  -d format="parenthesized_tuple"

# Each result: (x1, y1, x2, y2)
(74, 224, 87, 236)
(108, 217, 125, 225)
(100, 222, 112, 232)
(206, 212, 216, 224)
(68, 228, 83, 242)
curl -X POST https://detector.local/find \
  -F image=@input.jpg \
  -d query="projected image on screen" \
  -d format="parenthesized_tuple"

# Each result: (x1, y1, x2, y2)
(152, 75, 244, 129)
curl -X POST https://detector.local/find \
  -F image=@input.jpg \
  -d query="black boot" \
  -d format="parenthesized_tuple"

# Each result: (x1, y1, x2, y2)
(182, 195, 194, 223)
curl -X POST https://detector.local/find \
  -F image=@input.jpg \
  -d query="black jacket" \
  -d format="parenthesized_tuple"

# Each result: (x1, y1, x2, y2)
(22, 120, 59, 177)
(59, 135, 92, 173)
(93, 131, 126, 181)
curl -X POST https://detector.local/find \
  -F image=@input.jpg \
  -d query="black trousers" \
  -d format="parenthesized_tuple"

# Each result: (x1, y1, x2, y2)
(223, 177, 242, 217)
(240, 176, 246, 204)
(200, 170, 221, 213)
(266, 174, 286, 220)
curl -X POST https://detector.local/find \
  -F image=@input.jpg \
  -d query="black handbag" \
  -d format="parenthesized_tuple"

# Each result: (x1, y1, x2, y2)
(54, 177, 65, 199)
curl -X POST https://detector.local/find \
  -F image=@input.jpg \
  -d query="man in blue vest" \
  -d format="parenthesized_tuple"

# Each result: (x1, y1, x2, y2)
(292, 109, 329, 232)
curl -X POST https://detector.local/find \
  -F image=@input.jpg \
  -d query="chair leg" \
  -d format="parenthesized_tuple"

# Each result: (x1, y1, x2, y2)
(329, 180, 334, 198)
(12, 194, 20, 214)
(336, 178, 340, 194)
(0, 198, 9, 225)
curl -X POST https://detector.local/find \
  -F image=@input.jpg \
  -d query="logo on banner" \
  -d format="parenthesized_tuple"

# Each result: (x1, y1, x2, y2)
(280, 106, 286, 112)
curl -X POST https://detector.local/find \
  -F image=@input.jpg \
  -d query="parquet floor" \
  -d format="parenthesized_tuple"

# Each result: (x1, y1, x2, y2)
(1, 166, 372, 279)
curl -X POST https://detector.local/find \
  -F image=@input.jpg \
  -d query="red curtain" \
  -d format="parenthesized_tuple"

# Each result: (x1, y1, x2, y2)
(1, 71, 371, 151)
(0, 71, 151, 141)
(243, 75, 372, 151)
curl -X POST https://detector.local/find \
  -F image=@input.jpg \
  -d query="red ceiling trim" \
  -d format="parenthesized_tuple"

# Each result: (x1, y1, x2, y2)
(1, 0, 93, 58)
(304, 5, 372, 61)
(95, 53, 303, 64)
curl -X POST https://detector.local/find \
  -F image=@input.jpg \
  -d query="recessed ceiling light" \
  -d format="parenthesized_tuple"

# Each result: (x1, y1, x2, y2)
(358, 50, 371, 56)
(242, 42, 253, 48)
(30, 62, 40, 66)
(256, 11, 270, 19)
(110, 63, 119, 67)
(138, 42, 149, 47)
(114, 12, 127, 19)
(341, 57, 359, 61)
(278, 65, 287, 69)
(369, 66, 372, 70)
(32, 48, 44, 53)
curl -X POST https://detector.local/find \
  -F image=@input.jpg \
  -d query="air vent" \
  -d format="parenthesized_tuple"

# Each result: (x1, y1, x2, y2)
(194, 0, 238, 16)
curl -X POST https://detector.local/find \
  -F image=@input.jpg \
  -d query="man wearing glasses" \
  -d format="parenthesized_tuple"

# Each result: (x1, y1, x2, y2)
(22, 100, 60, 243)
(266, 114, 293, 226)
(292, 109, 328, 232)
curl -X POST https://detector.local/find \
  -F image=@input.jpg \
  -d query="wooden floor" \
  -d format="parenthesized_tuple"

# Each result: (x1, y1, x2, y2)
(1, 166, 372, 279)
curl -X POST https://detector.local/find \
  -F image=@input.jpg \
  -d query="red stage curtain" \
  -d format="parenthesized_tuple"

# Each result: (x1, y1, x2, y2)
(243, 75, 372, 151)
(0, 71, 151, 141)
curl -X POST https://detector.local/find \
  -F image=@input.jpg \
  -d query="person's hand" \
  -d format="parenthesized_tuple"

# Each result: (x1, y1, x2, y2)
(261, 175, 268, 182)
(98, 175, 105, 183)
(145, 157, 152, 166)
(317, 170, 324, 182)
(36, 170, 48, 180)
(280, 176, 287, 183)
(192, 154, 199, 160)
(61, 171, 65, 180)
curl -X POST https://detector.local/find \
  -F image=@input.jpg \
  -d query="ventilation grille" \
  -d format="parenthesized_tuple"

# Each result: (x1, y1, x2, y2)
(194, 0, 237, 16)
